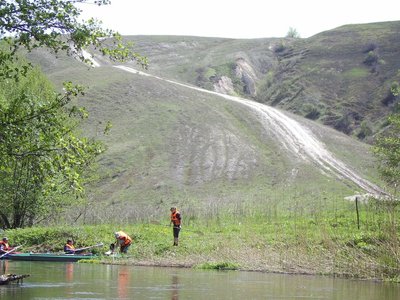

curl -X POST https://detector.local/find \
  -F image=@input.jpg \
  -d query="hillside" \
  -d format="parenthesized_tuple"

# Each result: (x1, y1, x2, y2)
(115, 21, 400, 142)
(25, 22, 393, 223)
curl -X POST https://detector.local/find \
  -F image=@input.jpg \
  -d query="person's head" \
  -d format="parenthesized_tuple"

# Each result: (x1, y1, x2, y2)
(170, 207, 176, 212)
(67, 239, 73, 244)
(2, 237, 8, 242)
(114, 232, 120, 238)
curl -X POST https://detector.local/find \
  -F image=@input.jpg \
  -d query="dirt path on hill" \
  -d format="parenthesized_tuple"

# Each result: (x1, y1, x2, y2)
(114, 65, 384, 196)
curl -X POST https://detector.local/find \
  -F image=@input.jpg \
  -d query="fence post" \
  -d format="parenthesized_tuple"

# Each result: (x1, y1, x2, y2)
(355, 196, 360, 230)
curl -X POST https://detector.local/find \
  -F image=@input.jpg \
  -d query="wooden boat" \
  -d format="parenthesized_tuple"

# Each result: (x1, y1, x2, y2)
(3, 253, 97, 262)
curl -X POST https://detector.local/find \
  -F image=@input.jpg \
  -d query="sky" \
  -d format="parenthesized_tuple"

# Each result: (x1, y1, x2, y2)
(78, 0, 400, 39)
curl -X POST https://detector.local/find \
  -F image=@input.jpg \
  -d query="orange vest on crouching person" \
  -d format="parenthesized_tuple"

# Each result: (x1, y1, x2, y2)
(171, 210, 181, 226)
(115, 231, 132, 246)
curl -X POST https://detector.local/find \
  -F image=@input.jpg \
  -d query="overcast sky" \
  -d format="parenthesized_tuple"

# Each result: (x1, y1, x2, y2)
(78, 0, 400, 38)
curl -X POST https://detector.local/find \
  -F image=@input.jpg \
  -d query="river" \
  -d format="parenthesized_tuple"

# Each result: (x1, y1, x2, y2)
(1, 260, 399, 299)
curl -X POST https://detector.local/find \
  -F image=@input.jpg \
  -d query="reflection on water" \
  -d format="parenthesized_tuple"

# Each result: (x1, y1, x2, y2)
(65, 263, 73, 282)
(1, 260, 9, 274)
(0, 260, 399, 299)
(171, 274, 179, 300)
(118, 265, 129, 299)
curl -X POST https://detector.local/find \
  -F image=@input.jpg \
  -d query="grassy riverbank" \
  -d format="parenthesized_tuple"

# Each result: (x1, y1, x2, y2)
(3, 199, 399, 282)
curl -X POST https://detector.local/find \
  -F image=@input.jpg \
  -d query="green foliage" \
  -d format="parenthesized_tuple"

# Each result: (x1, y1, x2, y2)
(286, 27, 301, 38)
(5, 224, 114, 253)
(343, 68, 369, 78)
(273, 41, 286, 53)
(0, 57, 104, 229)
(303, 104, 321, 120)
(373, 113, 400, 190)
(2, 201, 399, 279)
(0, 0, 147, 229)
(0, 0, 147, 79)
(391, 81, 400, 96)
(363, 50, 379, 66)
(195, 262, 240, 270)
(356, 121, 373, 140)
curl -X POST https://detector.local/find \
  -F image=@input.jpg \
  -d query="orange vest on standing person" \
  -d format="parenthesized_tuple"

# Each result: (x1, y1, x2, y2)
(171, 210, 181, 226)
(115, 231, 132, 246)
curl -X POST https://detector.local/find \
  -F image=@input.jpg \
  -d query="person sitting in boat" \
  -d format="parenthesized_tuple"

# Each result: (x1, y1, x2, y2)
(114, 231, 132, 254)
(64, 239, 84, 254)
(0, 237, 13, 254)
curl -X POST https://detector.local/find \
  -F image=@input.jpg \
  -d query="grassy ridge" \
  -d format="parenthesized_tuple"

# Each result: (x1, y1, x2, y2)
(122, 22, 400, 140)
(4, 199, 399, 280)
(19, 54, 378, 224)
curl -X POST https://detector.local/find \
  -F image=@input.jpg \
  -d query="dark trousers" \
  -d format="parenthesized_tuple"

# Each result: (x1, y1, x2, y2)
(173, 226, 181, 238)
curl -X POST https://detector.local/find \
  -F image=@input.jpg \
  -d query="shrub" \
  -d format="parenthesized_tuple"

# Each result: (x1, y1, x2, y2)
(363, 51, 379, 66)
(362, 42, 378, 53)
(274, 42, 286, 53)
(304, 106, 321, 120)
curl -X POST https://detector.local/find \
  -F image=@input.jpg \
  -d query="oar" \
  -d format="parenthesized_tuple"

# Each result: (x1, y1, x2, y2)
(74, 243, 104, 253)
(0, 245, 22, 259)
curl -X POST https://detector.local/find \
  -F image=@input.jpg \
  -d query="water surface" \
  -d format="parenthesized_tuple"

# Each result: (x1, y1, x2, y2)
(1, 260, 399, 299)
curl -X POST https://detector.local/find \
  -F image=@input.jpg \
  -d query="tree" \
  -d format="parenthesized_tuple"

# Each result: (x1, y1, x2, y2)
(0, 0, 147, 78)
(0, 0, 146, 228)
(0, 59, 104, 228)
(373, 113, 400, 194)
(373, 83, 400, 196)
(286, 27, 300, 39)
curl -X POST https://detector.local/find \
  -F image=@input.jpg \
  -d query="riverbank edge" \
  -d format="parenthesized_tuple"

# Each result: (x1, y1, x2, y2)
(4, 216, 400, 283)
(95, 258, 385, 282)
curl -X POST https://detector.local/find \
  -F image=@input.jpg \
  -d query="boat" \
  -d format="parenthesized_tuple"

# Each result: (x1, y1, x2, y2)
(3, 253, 97, 262)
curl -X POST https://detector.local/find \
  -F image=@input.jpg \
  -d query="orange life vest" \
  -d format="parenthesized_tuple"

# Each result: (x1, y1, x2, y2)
(0, 241, 11, 251)
(65, 244, 75, 251)
(171, 210, 181, 226)
(116, 231, 132, 246)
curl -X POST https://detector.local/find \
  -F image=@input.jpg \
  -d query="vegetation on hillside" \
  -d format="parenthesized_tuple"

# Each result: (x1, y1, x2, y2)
(121, 23, 400, 141)
(0, 2, 398, 282)
(372, 80, 400, 197)
(20, 46, 384, 224)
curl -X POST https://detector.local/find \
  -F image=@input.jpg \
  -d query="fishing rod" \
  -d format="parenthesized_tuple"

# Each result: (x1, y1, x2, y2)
(74, 243, 104, 253)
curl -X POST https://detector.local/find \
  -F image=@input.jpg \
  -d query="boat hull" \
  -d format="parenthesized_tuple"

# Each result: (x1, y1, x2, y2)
(3, 253, 96, 262)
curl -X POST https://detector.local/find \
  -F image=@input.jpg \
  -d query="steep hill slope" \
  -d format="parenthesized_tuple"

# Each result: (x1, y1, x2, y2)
(26, 23, 391, 223)
(261, 21, 400, 140)
(115, 21, 400, 142)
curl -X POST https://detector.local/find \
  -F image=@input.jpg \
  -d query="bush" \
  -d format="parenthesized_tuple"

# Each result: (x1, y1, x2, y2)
(274, 42, 286, 53)
(363, 42, 378, 53)
(356, 121, 372, 139)
(363, 51, 379, 66)
(304, 105, 321, 120)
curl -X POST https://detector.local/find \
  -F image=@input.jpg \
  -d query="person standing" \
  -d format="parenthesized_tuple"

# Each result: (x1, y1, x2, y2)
(114, 231, 132, 254)
(170, 207, 181, 246)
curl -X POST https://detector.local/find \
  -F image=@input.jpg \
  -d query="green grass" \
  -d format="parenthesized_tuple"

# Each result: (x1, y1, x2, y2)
(343, 68, 369, 79)
(16, 25, 400, 281)
(194, 262, 240, 270)
(3, 199, 399, 280)
(23, 28, 391, 225)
